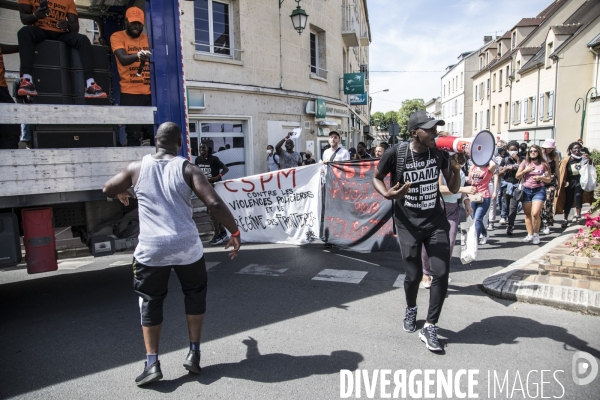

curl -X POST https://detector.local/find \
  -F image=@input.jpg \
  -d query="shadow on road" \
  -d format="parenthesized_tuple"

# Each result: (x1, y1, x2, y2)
(142, 337, 363, 393)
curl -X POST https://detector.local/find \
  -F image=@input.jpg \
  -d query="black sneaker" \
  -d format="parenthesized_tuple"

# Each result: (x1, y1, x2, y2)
(183, 350, 202, 374)
(219, 231, 229, 243)
(84, 82, 107, 98)
(419, 324, 443, 352)
(17, 78, 38, 97)
(506, 225, 514, 236)
(403, 306, 418, 333)
(209, 234, 225, 246)
(135, 361, 163, 386)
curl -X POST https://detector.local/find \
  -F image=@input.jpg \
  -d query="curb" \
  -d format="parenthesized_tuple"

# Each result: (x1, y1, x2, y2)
(481, 223, 600, 315)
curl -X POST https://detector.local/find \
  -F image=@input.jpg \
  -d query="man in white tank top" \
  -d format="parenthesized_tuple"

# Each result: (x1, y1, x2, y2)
(103, 122, 241, 386)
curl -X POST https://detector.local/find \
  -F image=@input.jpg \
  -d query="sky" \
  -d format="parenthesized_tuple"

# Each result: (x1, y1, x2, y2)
(368, 0, 554, 114)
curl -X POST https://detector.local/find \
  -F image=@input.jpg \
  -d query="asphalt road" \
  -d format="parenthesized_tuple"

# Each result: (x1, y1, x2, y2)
(1, 218, 599, 399)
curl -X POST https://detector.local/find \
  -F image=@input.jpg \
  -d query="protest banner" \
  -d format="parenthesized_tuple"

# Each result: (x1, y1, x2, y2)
(323, 159, 399, 252)
(214, 164, 322, 244)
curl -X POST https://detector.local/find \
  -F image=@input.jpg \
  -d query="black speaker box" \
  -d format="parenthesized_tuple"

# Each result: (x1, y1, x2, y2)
(33, 40, 71, 69)
(71, 45, 111, 71)
(34, 94, 73, 105)
(71, 70, 111, 98)
(32, 67, 72, 96)
(0, 213, 22, 267)
(72, 96, 112, 106)
(33, 130, 116, 148)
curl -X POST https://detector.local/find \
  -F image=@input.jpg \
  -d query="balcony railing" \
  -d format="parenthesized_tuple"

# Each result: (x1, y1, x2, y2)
(342, 4, 360, 47)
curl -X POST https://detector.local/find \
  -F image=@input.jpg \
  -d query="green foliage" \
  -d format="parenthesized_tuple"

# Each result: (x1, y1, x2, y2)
(589, 150, 600, 212)
(397, 99, 425, 141)
(370, 110, 399, 132)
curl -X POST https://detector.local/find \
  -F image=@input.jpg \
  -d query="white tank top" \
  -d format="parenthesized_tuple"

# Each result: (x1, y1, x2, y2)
(133, 154, 203, 266)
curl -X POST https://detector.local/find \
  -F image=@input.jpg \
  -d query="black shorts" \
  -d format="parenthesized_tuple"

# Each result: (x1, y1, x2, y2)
(133, 256, 207, 327)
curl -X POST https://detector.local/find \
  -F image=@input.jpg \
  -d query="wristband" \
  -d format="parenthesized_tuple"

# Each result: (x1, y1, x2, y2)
(231, 230, 240, 237)
(218, 173, 223, 178)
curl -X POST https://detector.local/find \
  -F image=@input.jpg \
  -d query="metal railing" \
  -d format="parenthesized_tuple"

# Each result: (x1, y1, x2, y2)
(342, 4, 360, 33)
(309, 64, 328, 79)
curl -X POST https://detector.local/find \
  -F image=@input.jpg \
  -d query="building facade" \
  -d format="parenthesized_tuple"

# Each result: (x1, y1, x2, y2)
(441, 50, 478, 137)
(181, 0, 371, 177)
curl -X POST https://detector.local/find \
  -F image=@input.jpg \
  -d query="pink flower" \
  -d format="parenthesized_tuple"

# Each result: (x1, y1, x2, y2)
(578, 242, 585, 248)
(585, 238, 590, 243)
(593, 230, 600, 238)
(592, 240, 599, 245)
(565, 242, 571, 246)
(584, 213, 591, 219)
(579, 228, 585, 233)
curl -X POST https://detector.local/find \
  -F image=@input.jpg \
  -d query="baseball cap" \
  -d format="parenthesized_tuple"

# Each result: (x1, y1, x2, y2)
(408, 110, 445, 132)
(126, 7, 145, 24)
(305, 150, 312, 155)
(329, 131, 340, 138)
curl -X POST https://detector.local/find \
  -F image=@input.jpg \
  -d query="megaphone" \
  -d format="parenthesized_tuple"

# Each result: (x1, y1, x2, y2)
(435, 130, 495, 167)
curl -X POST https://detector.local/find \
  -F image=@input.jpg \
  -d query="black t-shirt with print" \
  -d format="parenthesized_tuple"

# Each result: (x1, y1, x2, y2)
(500, 155, 524, 184)
(377, 145, 449, 231)
(567, 156, 584, 187)
(194, 154, 225, 181)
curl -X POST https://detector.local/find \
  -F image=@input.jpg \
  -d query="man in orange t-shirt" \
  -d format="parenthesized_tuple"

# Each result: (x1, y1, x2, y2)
(111, 7, 152, 147)
(0, 43, 21, 149)
(16, 0, 106, 98)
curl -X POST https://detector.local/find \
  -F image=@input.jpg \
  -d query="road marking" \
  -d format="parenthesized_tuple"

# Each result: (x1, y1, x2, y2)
(335, 254, 380, 266)
(58, 260, 94, 270)
(236, 264, 288, 276)
(110, 261, 132, 267)
(312, 269, 368, 284)
(206, 261, 220, 271)
(393, 274, 405, 288)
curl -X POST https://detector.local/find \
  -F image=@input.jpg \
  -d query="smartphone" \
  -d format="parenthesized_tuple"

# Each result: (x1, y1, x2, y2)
(40, 0, 48, 9)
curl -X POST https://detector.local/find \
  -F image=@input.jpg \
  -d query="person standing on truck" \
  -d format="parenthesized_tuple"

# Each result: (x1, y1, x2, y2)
(110, 7, 153, 147)
(195, 142, 230, 246)
(0, 43, 21, 149)
(16, 0, 107, 98)
(102, 122, 241, 386)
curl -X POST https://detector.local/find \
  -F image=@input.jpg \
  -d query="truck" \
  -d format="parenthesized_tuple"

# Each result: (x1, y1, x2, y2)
(0, 0, 193, 267)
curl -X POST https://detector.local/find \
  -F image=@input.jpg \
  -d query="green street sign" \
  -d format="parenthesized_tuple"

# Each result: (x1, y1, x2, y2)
(316, 98, 327, 119)
(343, 73, 366, 94)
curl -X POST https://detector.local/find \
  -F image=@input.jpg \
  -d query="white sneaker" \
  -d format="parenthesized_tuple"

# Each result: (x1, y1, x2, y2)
(499, 218, 507, 225)
(532, 234, 540, 245)
(522, 234, 533, 243)
(542, 226, 550, 235)
(479, 233, 489, 245)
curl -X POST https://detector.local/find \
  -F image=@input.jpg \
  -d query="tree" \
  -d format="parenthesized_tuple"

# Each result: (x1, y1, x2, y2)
(370, 111, 386, 131)
(397, 99, 425, 140)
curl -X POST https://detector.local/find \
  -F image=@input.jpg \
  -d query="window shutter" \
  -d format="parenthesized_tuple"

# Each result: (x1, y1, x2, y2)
(539, 93, 544, 120)
(531, 97, 536, 122)
(548, 91, 554, 119)
(524, 99, 528, 122)
(511, 102, 515, 124)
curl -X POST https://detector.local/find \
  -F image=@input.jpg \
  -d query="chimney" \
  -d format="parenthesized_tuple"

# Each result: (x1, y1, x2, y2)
(484, 36, 492, 44)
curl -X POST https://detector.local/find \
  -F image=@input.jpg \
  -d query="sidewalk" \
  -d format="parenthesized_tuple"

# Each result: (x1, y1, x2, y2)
(481, 220, 600, 315)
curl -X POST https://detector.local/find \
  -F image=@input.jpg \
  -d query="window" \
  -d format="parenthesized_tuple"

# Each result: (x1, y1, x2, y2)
(486, 53, 489, 66)
(480, 83, 484, 99)
(486, 109, 490, 128)
(505, 101, 509, 123)
(512, 31, 516, 49)
(194, 0, 232, 56)
(546, 91, 554, 120)
(479, 58, 483, 70)
(546, 42, 553, 68)
(461, 72, 463, 88)
(480, 111, 483, 130)
(454, 99, 457, 116)
(539, 93, 544, 121)
(499, 70, 503, 92)
(524, 98, 528, 122)
(475, 85, 478, 101)
(310, 29, 327, 78)
(492, 106, 496, 125)
(498, 104, 502, 126)
(475, 112, 478, 129)
(493, 73, 496, 92)
(506, 66, 510, 85)
(516, 61, 520, 81)
(487, 79, 490, 96)
(498, 42, 502, 58)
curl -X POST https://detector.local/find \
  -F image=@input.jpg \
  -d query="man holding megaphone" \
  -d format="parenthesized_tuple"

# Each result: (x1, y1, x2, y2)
(372, 110, 466, 353)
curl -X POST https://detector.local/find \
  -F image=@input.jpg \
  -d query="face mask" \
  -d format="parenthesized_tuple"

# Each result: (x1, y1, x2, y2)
(497, 147, 504, 153)
(509, 151, 518, 156)
(571, 154, 582, 160)
(305, 154, 311, 159)
(267, 149, 272, 155)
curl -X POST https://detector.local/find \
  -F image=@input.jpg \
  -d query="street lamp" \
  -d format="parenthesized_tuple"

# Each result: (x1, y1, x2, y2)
(281, 0, 308, 35)
(371, 89, 390, 95)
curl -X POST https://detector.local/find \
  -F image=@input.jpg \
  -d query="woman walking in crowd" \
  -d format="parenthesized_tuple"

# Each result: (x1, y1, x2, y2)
(468, 157, 497, 245)
(500, 141, 525, 235)
(555, 141, 595, 228)
(515, 144, 551, 244)
(421, 144, 475, 289)
(540, 139, 560, 234)
(267, 145, 279, 172)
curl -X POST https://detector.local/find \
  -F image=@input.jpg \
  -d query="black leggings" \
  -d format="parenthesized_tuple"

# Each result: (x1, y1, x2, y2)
(397, 222, 451, 324)
(505, 191, 520, 227)
(563, 183, 583, 218)
(18, 25, 94, 79)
